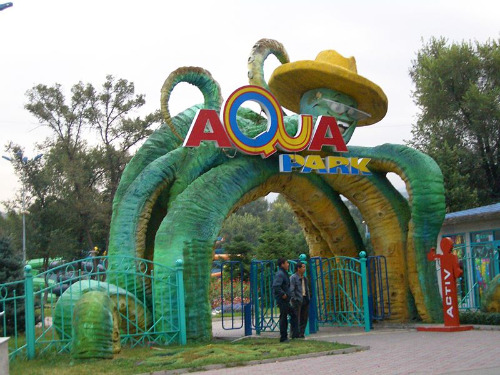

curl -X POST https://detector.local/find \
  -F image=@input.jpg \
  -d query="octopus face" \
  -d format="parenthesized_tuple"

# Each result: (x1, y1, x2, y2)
(299, 88, 369, 144)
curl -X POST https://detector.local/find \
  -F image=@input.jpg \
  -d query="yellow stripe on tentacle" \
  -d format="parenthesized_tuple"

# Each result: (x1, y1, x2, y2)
(321, 172, 411, 321)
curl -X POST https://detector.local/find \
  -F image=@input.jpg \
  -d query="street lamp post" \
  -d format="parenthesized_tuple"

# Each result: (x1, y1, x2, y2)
(0, 3, 13, 11)
(2, 152, 43, 264)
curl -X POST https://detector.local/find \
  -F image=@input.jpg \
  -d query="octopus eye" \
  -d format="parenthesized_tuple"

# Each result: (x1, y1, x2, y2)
(337, 120, 350, 133)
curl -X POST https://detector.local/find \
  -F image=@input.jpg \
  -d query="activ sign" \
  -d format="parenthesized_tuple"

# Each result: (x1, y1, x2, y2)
(182, 85, 371, 175)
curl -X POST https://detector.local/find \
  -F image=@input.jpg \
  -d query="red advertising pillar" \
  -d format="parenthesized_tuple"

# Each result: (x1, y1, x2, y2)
(417, 237, 473, 332)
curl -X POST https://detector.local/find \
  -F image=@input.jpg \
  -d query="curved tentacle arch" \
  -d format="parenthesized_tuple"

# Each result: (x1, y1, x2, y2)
(347, 144, 445, 321)
(247, 38, 290, 91)
(285, 199, 332, 257)
(153, 157, 368, 339)
(106, 52, 446, 342)
(230, 172, 364, 258)
(113, 104, 201, 210)
(115, 67, 222, 210)
(160, 67, 223, 142)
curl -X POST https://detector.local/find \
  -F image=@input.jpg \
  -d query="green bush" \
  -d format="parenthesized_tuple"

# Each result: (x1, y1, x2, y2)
(0, 236, 26, 335)
(459, 310, 500, 325)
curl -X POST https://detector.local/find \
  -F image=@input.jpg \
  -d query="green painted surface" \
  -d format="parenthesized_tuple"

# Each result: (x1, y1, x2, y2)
(71, 291, 116, 359)
(24, 266, 35, 359)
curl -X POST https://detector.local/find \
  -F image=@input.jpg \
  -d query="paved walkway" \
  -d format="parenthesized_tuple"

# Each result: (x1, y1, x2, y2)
(189, 322, 500, 375)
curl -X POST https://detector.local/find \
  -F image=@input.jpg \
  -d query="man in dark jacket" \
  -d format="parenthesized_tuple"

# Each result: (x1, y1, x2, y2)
(272, 258, 297, 342)
(290, 261, 310, 338)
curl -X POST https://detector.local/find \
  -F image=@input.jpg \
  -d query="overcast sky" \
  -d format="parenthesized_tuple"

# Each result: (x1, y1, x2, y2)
(1, 0, 499, 204)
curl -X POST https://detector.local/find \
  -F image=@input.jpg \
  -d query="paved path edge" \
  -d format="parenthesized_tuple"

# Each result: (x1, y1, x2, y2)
(373, 322, 500, 331)
(142, 344, 370, 375)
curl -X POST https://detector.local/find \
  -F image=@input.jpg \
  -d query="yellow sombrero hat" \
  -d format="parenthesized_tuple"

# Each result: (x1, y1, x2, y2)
(268, 50, 388, 126)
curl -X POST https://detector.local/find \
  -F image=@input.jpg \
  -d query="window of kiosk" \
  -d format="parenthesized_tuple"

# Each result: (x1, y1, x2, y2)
(470, 229, 500, 301)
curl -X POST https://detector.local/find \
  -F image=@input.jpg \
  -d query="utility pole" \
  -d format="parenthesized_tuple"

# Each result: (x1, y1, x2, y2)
(3, 152, 43, 263)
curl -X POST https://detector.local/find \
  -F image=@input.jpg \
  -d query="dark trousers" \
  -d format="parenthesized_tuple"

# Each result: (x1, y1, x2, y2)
(292, 297, 309, 337)
(277, 300, 297, 341)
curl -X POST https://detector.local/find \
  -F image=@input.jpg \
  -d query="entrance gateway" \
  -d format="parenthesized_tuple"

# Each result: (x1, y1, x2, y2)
(105, 38, 446, 341)
(214, 255, 390, 335)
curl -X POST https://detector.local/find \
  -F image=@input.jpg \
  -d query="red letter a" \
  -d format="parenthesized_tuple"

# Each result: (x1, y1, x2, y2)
(308, 116, 348, 152)
(183, 109, 232, 148)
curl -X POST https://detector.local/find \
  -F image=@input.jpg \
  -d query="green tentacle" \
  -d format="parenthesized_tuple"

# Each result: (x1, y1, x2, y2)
(248, 38, 290, 91)
(111, 108, 268, 262)
(108, 147, 189, 261)
(161, 67, 222, 141)
(113, 105, 201, 210)
(113, 67, 222, 212)
(154, 157, 278, 340)
(348, 144, 445, 321)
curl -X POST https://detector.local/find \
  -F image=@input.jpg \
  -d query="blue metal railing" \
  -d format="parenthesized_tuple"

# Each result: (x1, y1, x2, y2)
(309, 254, 371, 331)
(0, 256, 187, 361)
(367, 256, 391, 320)
(219, 260, 245, 330)
(214, 254, 385, 336)
(250, 260, 278, 334)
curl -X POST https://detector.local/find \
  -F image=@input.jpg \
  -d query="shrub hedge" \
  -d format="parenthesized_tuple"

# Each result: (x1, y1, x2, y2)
(459, 310, 500, 325)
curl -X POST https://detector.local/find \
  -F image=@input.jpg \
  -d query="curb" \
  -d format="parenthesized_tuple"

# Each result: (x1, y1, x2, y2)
(372, 322, 500, 331)
(141, 344, 370, 375)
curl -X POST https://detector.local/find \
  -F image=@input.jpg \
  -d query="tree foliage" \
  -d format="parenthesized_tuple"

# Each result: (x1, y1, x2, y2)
(233, 197, 269, 220)
(219, 195, 308, 262)
(0, 236, 25, 335)
(255, 224, 308, 261)
(1, 76, 160, 265)
(220, 213, 263, 246)
(408, 37, 500, 211)
(224, 235, 253, 280)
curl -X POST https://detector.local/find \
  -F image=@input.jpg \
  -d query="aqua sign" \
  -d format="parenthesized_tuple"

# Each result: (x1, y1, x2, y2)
(183, 85, 371, 175)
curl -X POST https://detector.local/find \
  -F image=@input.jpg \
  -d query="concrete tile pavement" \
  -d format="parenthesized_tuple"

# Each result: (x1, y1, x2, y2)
(193, 322, 500, 375)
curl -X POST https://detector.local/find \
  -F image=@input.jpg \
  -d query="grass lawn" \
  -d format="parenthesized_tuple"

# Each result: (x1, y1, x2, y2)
(10, 338, 352, 375)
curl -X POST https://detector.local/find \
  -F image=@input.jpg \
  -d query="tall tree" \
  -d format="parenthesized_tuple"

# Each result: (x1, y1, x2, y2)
(2, 144, 84, 265)
(233, 197, 269, 220)
(224, 235, 253, 280)
(86, 76, 161, 203)
(267, 195, 303, 235)
(220, 213, 263, 246)
(408, 37, 500, 211)
(218, 194, 308, 261)
(254, 223, 307, 261)
(2, 76, 161, 260)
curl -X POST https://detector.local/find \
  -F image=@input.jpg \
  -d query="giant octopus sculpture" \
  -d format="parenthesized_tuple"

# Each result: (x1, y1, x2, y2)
(108, 39, 446, 341)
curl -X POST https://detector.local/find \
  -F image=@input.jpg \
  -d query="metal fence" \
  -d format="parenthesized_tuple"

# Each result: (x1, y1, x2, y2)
(0, 256, 186, 360)
(247, 255, 372, 334)
(366, 255, 391, 320)
(250, 259, 278, 334)
(218, 260, 246, 330)
(310, 255, 370, 331)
